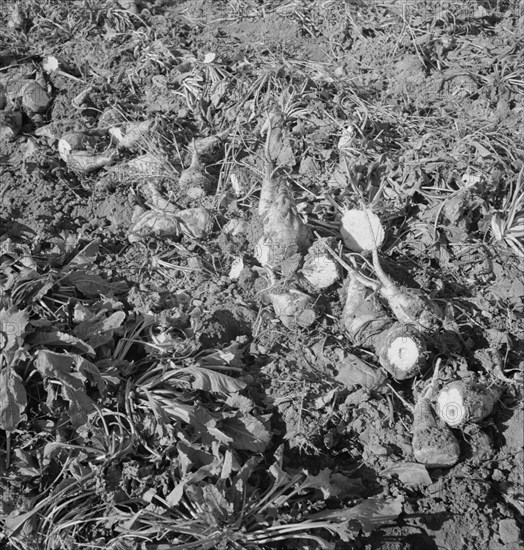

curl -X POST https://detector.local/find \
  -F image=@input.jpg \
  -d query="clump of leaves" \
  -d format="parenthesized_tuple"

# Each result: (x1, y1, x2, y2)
(491, 167, 524, 257)
(3, 442, 402, 550)
(131, 354, 271, 453)
(102, 447, 403, 550)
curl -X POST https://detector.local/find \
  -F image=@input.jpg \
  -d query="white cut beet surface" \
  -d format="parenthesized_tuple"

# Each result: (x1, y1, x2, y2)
(301, 239, 340, 289)
(376, 322, 426, 380)
(301, 255, 339, 289)
(388, 338, 418, 365)
(436, 380, 502, 427)
(340, 208, 385, 252)
(412, 385, 461, 468)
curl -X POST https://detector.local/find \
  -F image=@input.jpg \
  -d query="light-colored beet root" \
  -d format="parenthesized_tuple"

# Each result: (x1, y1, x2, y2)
(255, 184, 311, 268)
(109, 119, 156, 150)
(301, 238, 340, 290)
(258, 167, 280, 218)
(340, 208, 385, 252)
(67, 150, 116, 174)
(58, 130, 116, 174)
(376, 322, 427, 380)
(372, 248, 443, 332)
(436, 379, 502, 428)
(341, 273, 392, 348)
(412, 385, 460, 468)
(256, 111, 310, 269)
(179, 145, 213, 196)
(259, 110, 284, 217)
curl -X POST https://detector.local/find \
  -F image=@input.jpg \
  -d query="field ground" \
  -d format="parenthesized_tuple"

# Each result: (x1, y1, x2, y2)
(0, 1, 523, 549)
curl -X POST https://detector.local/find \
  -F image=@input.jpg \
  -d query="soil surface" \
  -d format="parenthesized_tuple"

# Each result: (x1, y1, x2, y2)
(0, 1, 523, 550)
